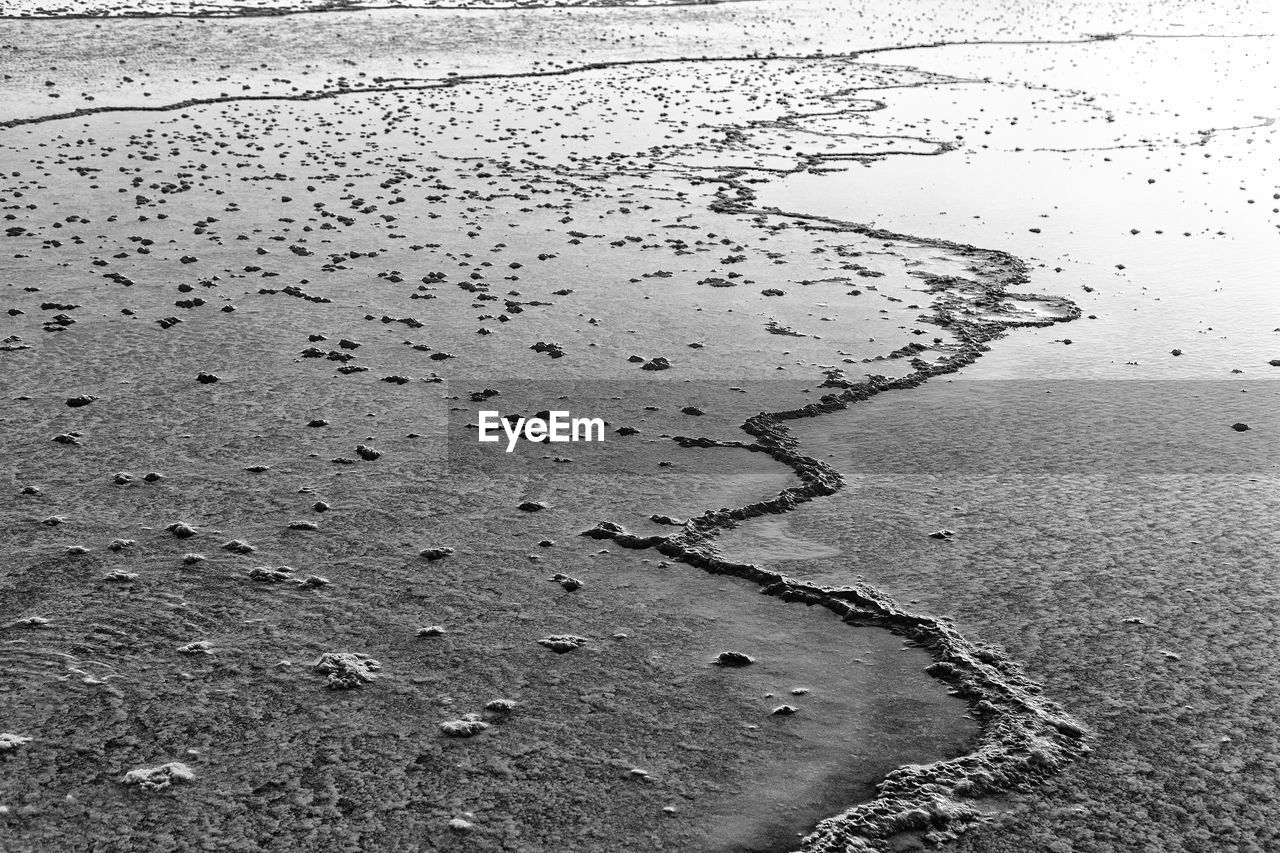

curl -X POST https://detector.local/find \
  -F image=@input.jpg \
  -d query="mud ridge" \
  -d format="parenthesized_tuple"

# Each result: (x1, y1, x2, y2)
(0, 33, 1150, 132)
(582, 183, 1087, 851)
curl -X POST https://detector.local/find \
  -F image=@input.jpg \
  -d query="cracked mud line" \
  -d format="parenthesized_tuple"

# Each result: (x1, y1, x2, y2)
(582, 181, 1089, 851)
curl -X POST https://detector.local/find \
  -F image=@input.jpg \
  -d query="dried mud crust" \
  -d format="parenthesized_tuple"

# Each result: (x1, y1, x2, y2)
(583, 201, 1089, 852)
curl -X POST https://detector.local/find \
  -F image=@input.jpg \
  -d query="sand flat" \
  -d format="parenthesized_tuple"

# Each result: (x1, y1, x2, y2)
(2, 0, 1277, 851)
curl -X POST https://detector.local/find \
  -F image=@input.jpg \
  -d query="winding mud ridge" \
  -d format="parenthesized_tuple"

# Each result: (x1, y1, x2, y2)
(585, 178, 1089, 851)
(0, 34, 1133, 132)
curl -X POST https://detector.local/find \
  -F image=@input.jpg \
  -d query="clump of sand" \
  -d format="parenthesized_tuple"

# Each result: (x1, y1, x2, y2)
(121, 761, 196, 791)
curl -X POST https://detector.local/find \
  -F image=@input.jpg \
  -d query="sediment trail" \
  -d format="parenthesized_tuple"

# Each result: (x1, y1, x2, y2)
(583, 175, 1090, 851)
(0, 32, 1187, 132)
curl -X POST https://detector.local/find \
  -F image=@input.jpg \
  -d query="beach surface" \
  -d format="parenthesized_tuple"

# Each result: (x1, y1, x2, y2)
(1, 1, 1276, 851)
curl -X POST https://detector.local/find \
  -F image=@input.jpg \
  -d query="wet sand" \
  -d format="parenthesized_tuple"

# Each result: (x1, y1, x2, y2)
(2, 0, 1277, 851)
(748, 380, 1279, 851)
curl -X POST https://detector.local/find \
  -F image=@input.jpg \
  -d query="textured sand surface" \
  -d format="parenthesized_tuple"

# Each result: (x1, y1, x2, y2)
(2, 0, 1276, 850)
(765, 382, 1280, 851)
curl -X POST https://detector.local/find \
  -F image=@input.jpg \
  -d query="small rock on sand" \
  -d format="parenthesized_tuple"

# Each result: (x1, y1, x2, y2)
(549, 573, 581, 592)
(538, 635, 587, 653)
(122, 761, 195, 791)
(313, 652, 380, 689)
(0, 733, 33, 753)
(248, 566, 293, 583)
(716, 651, 754, 667)
(440, 715, 489, 738)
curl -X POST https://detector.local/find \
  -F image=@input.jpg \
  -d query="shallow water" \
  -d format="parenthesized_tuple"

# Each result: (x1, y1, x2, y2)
(758, 35, 1279, 379)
